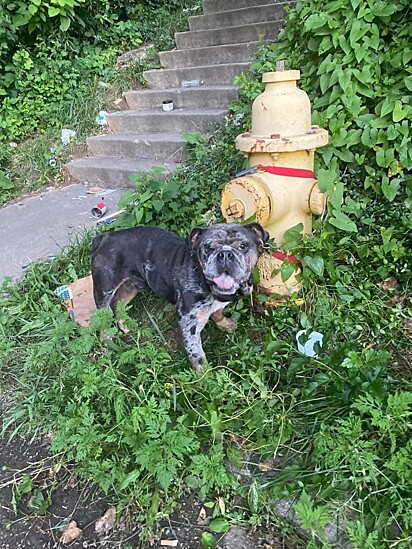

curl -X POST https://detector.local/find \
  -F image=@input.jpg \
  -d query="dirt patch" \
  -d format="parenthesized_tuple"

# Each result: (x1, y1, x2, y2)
(0, 434, 292, 549)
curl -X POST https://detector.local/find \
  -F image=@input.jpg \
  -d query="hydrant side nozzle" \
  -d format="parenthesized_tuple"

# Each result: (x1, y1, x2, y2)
(308, 183, 328, 216)
(221, 175, 271, 226)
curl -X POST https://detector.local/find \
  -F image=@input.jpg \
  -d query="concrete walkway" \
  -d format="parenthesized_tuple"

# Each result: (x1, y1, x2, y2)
(0, 184, 125, 284)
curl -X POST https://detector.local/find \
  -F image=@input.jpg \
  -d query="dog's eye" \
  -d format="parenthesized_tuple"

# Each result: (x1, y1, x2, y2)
(204, 243, 214, 254)
(239, 242, 249, 252)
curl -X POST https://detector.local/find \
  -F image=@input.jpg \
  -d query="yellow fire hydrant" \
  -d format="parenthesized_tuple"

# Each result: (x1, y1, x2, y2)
(221, 65, 329, 297)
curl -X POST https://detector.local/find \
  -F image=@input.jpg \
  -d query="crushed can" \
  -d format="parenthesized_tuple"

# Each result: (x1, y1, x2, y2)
(91, 201, 107, 218)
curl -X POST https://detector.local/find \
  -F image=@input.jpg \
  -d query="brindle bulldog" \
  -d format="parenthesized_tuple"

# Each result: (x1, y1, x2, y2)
(91, 223, 269, 372)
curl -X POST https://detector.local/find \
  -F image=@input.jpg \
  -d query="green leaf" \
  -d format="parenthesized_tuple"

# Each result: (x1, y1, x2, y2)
(405, 76, 412, 92)
(382, 178, 400, 202)
(329, 211, 357, 232)
(119, 469, 140, 490)
(226, 446, 244, 468)
(183, 131, 207, 145)
(304, 13, 329, 31)
(320, 73, 331, 94)
(28, 489, 49, 515)
(280, 261, 296, 283)
(48, 6, 60, 16)
(338, 69, 352, 92)
(303, 256, 324, 277)
(283, 223, 304, 248)
(328, 180, 344, 209)
(152, 200, 164, 212)
(376, 148, 386, 167)
(373, 2, 397, 17)
(60, 16, 70, 31)
(201, 532, 217, 549)
(380, 97, 393, 118)
(393, 101, 408, 123)
(0, 171, 14, 190)
(209, 518, 230, 533)
(316, 169, 337, 193)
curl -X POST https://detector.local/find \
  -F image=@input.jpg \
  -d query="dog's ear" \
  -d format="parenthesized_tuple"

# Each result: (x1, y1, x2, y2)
(189, 227, 206, 250)
(244, 223, 270, 247)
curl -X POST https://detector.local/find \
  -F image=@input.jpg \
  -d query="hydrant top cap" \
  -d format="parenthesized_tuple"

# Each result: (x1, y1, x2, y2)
(262, 70, 300, 83)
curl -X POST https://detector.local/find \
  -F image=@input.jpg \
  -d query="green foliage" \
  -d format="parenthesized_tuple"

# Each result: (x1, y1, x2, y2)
(294, 491, 330, 546)
(0, 0, 200, 203)
(115, 120, 243, 235)
(235, 0, 411, 201)
(1, 0, 412, 546)
(9, 0, 85, 34)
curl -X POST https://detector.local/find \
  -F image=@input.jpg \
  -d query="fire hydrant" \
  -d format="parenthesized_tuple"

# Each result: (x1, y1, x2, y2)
(221, 66, 329, 296)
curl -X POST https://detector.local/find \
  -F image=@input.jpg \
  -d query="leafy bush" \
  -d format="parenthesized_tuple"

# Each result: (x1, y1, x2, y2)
(1, 0, 412, 546)
(235, 0, 411, 204)
(0, 0, 200, 141)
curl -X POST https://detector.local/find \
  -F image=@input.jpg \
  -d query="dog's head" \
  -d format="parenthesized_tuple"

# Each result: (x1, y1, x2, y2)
(190, 223, 269, 300)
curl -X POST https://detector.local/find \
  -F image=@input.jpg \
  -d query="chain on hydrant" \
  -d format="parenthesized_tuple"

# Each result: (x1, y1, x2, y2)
(221, 65, 329, 298)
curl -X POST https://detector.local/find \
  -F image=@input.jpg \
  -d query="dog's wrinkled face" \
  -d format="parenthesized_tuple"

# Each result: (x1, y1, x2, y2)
(190, 223, 269, 299)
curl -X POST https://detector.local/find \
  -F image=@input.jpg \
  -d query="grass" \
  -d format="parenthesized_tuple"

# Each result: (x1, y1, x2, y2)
(1, 113, 411, 549)
(0, 0, 201, 206)
(1, 0, 411, 546)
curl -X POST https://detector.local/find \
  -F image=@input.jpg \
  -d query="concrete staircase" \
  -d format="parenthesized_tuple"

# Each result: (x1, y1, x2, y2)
(66, 0, 289, 188)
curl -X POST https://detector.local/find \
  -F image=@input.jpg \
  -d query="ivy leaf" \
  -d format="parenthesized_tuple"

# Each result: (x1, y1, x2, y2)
(201, 532, 216, 549)
(152, 200, 164, 212)
(373, 3, 397, 17)
(380, 97, 393, 117)
(280, 261, 296, 283)
(382, 178, 400, 202)
(209, 518, 230, 533)
(393, 101, 408, 122)
(60, 16, 71, 31)
(329, 211, 357, 232)
(283, 223, 304, 248)
(48, 7, 60, 17)
(316, 169, 337, 193)
(304, 13, 329, 31)
(338, 69, 352, 92)
(328, 180, 344, 209)
(303, 256, 324, 276)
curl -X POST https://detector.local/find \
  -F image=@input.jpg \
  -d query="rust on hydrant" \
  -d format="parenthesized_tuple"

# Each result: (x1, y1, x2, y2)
(221, 64, 329, 297)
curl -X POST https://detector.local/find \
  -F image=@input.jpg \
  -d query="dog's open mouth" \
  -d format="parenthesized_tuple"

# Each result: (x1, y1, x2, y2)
(212, 273, 236, 293)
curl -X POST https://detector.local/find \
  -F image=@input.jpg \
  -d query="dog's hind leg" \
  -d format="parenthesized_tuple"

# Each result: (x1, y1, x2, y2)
(108, 280, 141, 333)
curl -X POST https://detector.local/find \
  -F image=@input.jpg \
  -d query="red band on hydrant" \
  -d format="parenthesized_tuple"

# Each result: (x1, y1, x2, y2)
(272, 250, 302, 267)
(257, 165, 316, 179)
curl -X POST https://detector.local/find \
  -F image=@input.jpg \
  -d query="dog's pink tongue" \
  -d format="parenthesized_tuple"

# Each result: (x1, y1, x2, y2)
(213, 273, 235, 291)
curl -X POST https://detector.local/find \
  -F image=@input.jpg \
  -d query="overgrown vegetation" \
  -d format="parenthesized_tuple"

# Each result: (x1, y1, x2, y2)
(1, 0, 411, 548)
(0, 0, 200, 202)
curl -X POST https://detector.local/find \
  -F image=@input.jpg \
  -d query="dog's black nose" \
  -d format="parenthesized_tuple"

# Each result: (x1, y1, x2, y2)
(217, 250, 234, 262)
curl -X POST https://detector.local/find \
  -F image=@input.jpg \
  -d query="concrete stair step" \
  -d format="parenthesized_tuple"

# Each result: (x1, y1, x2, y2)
(144, 62, 250, 89)
(65, 1, 290, 189)
(202, 0, 282, 13)
(124, 85, 238, 110)
(159, 41, 262, 69)
(189, 3, 286, 31)
(107, 109, 229, 134)
(66, 157, 179, 188)
(87, 133, 187, 162)
(175, 20, 282, 49)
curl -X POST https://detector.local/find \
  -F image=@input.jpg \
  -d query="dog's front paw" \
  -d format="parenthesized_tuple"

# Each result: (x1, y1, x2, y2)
(219, 317, 237, 333)
(190, 352, 208, 374)
(211, 311, 237, 333)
